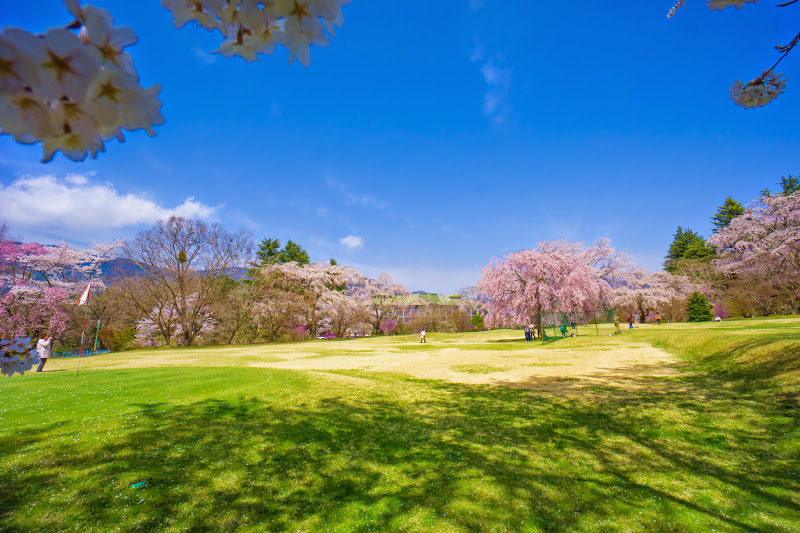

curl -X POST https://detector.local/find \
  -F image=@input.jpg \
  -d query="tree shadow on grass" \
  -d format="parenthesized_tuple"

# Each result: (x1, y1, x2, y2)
(490, 361, 687, 396)
(2, 379, 799, 532)
(491, 336, 562, 344)
(653, 335, 800, 403)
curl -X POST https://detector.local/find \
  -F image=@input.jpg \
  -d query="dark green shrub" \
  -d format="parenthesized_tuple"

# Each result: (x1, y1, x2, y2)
(686, 292, 713, 322)
(99, 326, 136, 351)
(470, 313, 485, 330)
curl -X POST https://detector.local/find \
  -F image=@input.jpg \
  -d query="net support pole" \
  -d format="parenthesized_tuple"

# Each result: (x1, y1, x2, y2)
(595, 310, 599, 336)
(93, 319, 101, 354)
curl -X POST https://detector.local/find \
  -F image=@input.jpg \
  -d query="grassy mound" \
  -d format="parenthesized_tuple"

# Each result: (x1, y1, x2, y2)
(640, 317, 800, 401)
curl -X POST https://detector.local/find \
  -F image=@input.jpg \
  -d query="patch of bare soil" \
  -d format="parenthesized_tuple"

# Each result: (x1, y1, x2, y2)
(254, 342, 685, 398)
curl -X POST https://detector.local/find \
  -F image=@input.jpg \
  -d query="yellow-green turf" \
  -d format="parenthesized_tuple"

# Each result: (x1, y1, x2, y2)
(1, 318, 798, 532)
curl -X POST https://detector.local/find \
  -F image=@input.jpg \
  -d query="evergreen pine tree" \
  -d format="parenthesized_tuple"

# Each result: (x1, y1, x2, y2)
(665, 227, 688, 262)
(281, 239, 310, 265)
(710, 197, 744, 233)
(686, 292, 713, 322)
(761, 174, 799, 198)
(780, 174, 800, 195)
(683, 239, 715, 259)
(664, 227, 709, 272)
(245, 237, 311, 280)
(255, 238, 282, 265)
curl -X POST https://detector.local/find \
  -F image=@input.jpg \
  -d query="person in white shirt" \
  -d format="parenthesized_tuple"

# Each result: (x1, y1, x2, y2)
(35, 336, 52, 372)
(420, 330, 426, 343)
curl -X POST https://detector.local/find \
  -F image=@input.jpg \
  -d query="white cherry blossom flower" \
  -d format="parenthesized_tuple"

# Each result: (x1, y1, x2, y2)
(1, 354, 21, 377)
(0, 92, 59, 144)
(730, 71, 788, 109)
(162, 0, 225, 32)
(284, 13, 328, 66)
(0, 3, 163, 161)
(34, 29, 102, 102)
(84, 67, 152, 139)
(667, 0, 685, 18)
(164, 0, 347, 64)
(42, 128, 105, 162)
(78, 6, 138, 72)
(19, 353, 40, 372)
(707, 0, 759, 10)
(310, 0, 348, 36)
(117, 84, 165, 136)
(0, 37, 28, 95)
(8, 337, 32, 353)
(1, 29, 50, 94)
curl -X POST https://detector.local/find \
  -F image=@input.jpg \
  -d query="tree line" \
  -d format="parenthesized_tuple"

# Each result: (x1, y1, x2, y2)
(476, 174, 799, 333)
(0, 217, 479, 351)
(3, 175, 797, 350)
(663, 175, 800, 317)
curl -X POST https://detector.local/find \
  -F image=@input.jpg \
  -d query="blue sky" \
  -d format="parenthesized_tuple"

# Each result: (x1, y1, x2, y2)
(1, 1, 797, 294)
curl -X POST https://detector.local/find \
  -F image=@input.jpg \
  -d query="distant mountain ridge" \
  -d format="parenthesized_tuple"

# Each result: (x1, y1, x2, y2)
(99, 258, 249, 282)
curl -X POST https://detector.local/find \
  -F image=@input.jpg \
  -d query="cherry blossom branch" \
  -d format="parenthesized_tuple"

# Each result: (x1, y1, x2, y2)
(667, 0, 797, 108)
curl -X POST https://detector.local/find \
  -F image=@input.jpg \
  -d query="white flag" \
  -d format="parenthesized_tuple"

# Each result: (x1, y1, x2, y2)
(78, 283, 92, 306)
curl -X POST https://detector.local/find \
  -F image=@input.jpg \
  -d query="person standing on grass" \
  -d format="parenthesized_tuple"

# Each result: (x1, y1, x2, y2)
(656, 312, 662, 325)
(523, 324, 530, 342)
(35, 336, 52, 372)
(420, 330, 426, 343)
(634, 312, 640, 328)
(628, 315, 634, 330)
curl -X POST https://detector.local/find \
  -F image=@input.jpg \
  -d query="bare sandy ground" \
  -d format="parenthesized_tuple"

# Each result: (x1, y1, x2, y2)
(254, 340, 684, 397)
(55, 329, 686, 398)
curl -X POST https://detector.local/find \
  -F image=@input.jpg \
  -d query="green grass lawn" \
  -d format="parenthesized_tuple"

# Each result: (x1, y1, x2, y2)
(2, 319, 799, 532)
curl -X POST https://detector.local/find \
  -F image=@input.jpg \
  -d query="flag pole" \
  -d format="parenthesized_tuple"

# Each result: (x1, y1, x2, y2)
(77, 304, 88, 378)
(76, 283, 92, 378)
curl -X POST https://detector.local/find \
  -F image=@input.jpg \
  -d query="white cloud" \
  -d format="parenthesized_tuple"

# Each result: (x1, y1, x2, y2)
(65, 172, 91, 185)
(471, 44, 513, 124)
(345, 194, 386, 209)
(339, 234, 364, 250)
(0, 173, 219, 240)
(193, 47, 216, 66)
(470, 42, 485, 62)
(143, 154, 173, 173)
(481, 61, 511, 87)
(326, 177, 387, 210)
(268, 101, 283, 118)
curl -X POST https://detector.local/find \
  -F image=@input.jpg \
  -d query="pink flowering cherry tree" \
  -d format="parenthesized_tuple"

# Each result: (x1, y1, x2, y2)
(262, 261, 363, 338)
(613, 269, 697, 323)
(0, 226, 120, 339)
(318, 289, 369, 338)
(350, 273, 412, 335)
(477, 241, 614, 339)
(708, 191, 800, 314)
(135, 294, 217, 347)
